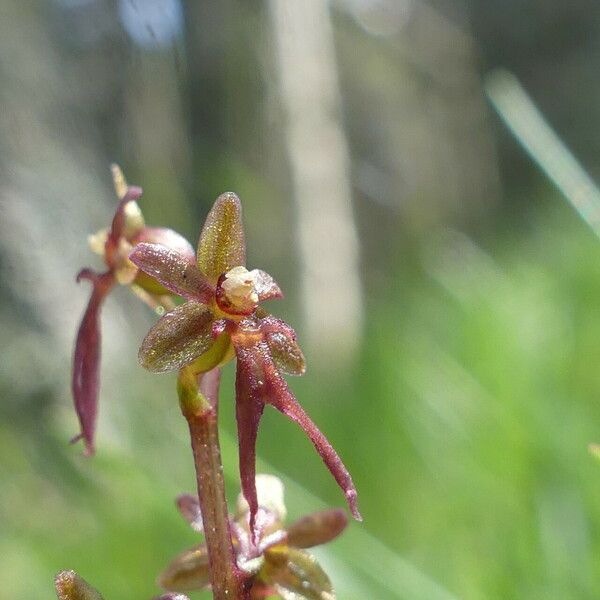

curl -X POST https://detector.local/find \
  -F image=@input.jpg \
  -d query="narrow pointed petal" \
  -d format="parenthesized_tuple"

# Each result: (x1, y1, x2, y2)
(260, 351, 361, 521)
(139, 302, 215, 373)
(253, 270, 283, 302)
(265, 548, 334, 600)
(286, 509, 348, 549)
(129, 243, 214, 303)
(260, 317, 306, 376)
(235, 347, 266, 538)
(55, 570, 104, 600)
(176, 494, 204, 532)
(71, 270, 115, 456)
(157, 545, 211, 592)
(197, 192, 246, 282)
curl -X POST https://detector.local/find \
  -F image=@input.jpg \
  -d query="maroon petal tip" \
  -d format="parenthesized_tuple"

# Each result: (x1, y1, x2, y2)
(69, 432, 95, 456)
(345, 489, 362, 521)
(76, 268, 97, 284)
(124, 185, 143, 200)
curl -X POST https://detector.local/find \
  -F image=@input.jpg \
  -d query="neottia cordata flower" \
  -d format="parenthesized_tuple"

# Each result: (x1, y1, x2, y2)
(72, 165, 195, 455)
(130, 193, 361, 530)
(159, 474, 347, 599)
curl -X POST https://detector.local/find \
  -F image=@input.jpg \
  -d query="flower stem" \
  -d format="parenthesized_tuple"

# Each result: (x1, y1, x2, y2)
(178, 367, 246, 599)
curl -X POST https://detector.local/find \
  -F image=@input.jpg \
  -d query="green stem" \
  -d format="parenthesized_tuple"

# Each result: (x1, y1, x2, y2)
(178, 367, 246, 600)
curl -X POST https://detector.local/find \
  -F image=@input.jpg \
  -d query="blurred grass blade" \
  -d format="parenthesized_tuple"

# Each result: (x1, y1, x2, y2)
(485, 69, 600, 236)
(269, 0, 363, 366)
(588, 443, 600, 462)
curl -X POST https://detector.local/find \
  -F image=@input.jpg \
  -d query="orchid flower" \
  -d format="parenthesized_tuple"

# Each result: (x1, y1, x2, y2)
(130, 193, 360, 531)
(159, 475, 347, 600)
(72, 165, 195, 455)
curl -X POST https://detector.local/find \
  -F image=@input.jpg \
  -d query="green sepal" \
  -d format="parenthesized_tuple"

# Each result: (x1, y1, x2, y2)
(188, 331, 234, 374)
(262, 547, 335, 600)
(54, 571, 104, 600)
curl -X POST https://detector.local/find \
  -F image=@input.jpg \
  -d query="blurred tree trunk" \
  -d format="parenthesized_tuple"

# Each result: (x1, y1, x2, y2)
(268, 0, 364, 366)
(335, 1, 501, 229)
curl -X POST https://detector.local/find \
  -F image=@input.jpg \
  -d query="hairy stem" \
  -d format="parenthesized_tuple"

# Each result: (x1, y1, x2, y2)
(179, 367, 246, 599)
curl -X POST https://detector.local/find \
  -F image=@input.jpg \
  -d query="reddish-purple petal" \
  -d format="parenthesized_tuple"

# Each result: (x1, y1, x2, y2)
(232, 328, 360, 522)
(196, 192, 246, 282)
(176, 494, 204, 532)
(129, 242, 214, 303)
(71, 269, 115, 456)
(232, 320, 360, 531)
(235, 346, 266, 539)
(266, 374, 361, 521)
(286, 509, 348, 548)
(103, 185, 144, 270)
(138, 302, 215, 373)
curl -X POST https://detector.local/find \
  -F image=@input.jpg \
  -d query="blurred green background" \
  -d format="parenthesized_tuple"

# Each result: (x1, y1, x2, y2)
(2, 1, 600, 598)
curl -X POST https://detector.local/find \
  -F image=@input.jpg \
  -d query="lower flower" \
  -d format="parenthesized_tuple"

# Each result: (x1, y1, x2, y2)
(159, 475, 347, 600)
